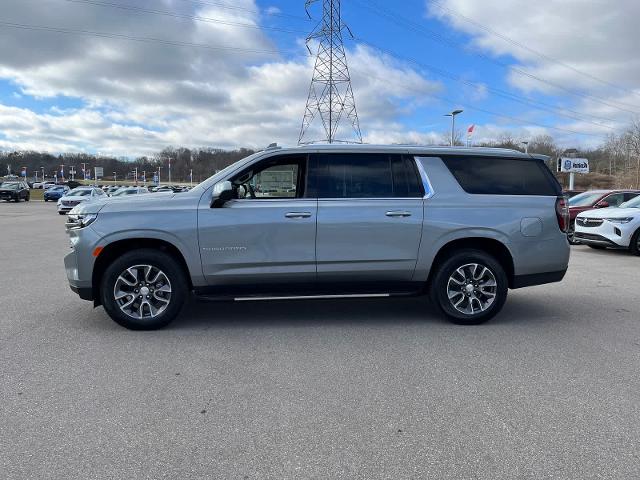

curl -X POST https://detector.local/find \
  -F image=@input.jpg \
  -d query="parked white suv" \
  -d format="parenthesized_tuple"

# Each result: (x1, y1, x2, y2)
(574, 195, 640, 254)
(57, 186, 106, 215)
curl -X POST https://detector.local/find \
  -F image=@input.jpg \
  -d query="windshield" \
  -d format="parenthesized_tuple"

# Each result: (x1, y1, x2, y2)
(113, 189, 135, 196)
(67, 189, 92, 197)
(1, 183, 20, 190)
(568, 191, 604, 207)
(620, 196, 640, 208)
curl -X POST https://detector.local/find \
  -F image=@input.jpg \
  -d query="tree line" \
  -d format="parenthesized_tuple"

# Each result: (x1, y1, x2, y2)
(0, 147, 255, 184)
(2, 122, 640, 189)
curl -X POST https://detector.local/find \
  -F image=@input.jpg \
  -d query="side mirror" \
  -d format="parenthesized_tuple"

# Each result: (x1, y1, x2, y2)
(595, 201, 609, 208)
(210, 180, 233, 208)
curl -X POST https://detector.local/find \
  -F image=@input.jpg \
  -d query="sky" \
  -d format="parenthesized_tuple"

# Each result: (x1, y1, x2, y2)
(0, 0, 639, 156)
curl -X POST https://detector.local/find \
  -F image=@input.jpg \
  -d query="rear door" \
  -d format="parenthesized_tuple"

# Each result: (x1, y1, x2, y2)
(311, 153, 424, 284)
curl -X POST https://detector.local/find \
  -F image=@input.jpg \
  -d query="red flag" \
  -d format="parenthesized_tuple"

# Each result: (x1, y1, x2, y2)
(467, 124, 475, 135)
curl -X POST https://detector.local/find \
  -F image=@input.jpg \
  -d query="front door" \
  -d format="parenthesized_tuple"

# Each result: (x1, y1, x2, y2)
(198, 155, 317, 286)
(310, 153, 425, 283)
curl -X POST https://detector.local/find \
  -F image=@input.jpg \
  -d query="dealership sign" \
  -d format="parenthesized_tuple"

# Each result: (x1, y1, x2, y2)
(558, 157, 589, 173)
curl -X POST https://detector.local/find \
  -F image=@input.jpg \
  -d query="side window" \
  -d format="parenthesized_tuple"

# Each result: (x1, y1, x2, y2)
(603, 193, 625, 206)
(624, 192, 639, 202)
(310, 153, 423, 199)
(232, 156, 305, 199)
(441, 156, 561, 196)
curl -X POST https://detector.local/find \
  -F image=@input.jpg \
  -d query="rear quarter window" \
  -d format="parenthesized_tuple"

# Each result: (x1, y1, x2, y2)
(441, 156, 561, 196)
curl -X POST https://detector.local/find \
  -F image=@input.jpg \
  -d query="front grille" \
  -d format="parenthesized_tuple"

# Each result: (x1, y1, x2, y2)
(62, 200, 80, 207)
(576, 218, 603, 228)
(575, 233, 610, 242)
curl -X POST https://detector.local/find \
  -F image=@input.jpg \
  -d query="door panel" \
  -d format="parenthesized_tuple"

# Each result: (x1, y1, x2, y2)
(198, 198, 317, 285)
(316, 198, 424, 282)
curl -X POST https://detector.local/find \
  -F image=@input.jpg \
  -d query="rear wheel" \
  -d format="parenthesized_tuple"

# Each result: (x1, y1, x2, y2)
(630, 229, 640, 256)
(429, 249, 508, 325)
(100, 249, 188, 330)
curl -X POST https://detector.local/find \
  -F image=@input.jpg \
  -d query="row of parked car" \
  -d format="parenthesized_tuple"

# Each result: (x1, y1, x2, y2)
(568, 189, 640, 255)
(53, 185, 191, 214)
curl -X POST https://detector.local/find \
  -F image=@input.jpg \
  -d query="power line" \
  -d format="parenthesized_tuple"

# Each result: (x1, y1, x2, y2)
(0, 20, 283, 55)
(351, 0, 640, 115)
(59, 0, 618, 128)
(357, 38, 617, 131)
(177, 0, 312, 22)
(0, 20, 612, 138)
(429, 0, 640, 99)
(61, 0, 308, 35)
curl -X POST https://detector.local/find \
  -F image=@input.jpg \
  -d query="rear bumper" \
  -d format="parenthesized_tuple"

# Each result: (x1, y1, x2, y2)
(512, 269, 567, 289)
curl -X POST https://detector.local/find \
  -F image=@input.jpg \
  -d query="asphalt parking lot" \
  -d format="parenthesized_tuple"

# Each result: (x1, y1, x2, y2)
(1, 201, 639, 480)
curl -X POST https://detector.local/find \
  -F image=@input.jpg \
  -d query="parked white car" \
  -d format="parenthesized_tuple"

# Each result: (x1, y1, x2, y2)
(111, 186, 149, 197)
(574, 195, 640, 255)
(57, 186, 106, 215)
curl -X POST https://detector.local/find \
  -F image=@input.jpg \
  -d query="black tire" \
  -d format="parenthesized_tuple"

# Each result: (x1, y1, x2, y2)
(58, 211, 66, 215)
(429, 249, 508, 325)
(630, 229, 640, 256)
(587, 245, 606, 250)
(567, 222, 579, 245)
(100, 248, 188, 330)
(25, 195, 29, 202)
(44, 198, 48, 202)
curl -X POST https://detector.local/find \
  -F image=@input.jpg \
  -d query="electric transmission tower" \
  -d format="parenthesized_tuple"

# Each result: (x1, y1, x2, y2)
(298, 0, 362, 144)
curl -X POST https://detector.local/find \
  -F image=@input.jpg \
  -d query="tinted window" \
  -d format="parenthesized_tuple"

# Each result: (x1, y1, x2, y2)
(441, 156, 560, 196)
(311, 154, 423, 198)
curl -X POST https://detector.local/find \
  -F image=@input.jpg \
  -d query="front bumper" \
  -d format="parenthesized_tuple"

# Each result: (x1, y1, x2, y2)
(574, 220, 632, 248)
(64, 226, 101, 302)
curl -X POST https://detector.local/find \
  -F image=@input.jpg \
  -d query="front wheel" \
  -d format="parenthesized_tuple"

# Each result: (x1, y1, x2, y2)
(100, 249, 188, 330)
(429, 249, 508, 325)
(630, 229, 640, 256)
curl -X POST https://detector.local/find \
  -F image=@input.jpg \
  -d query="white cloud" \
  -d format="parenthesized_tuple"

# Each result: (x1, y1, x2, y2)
(0, 0, 442, 155)
(426, 0, 640, 137)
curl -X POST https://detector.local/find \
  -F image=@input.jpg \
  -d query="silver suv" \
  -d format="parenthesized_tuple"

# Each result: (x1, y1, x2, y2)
(64, 145, 570, 330)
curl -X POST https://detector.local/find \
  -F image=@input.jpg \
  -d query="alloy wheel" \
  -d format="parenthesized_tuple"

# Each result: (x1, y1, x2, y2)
(113, 265, 172, 320)
(446, 263, 497, 315)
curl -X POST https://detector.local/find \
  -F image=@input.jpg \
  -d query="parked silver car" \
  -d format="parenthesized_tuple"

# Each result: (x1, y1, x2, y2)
(64, 145, 570, 329)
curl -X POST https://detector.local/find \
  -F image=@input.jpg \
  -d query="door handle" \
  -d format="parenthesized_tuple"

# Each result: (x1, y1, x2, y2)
(385, 211, 412, 218)
(285, 212, 312, 219)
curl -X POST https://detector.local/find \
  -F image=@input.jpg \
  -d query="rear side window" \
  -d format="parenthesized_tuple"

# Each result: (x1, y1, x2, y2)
(310, 153, 423, 198)
(441, 156, 561, 196)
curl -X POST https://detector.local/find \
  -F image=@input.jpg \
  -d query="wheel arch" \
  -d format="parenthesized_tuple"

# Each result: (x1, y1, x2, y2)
(91, 238, 193, 306)
(426, 237, 516, 289)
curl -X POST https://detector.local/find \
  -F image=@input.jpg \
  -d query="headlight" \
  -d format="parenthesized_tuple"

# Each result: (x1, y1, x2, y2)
(604, 217, 634, 224)
(65, 213, 98, 230)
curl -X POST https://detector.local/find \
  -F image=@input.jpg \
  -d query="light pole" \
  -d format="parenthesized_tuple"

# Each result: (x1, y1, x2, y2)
(113, 172, 117, 185)
(444, 109, 463, 146)
(522, 141, 529, 154)
(41, 167, 45, 183)
(157, 166, 162, 186)
(168, 157, 172, 186)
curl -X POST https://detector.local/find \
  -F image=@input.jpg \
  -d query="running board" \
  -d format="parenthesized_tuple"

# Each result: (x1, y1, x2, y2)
(194, 293, 393, 303)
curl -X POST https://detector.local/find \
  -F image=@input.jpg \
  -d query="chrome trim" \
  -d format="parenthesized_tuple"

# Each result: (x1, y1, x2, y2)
(413, 157, 435, 199)
(235, 293, 390, 301)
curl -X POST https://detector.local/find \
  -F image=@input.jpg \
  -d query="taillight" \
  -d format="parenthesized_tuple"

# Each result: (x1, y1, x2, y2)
(556, 196, 569, 233)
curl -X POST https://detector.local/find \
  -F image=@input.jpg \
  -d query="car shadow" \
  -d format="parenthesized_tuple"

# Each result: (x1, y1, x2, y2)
(165, 291, 563, 331)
